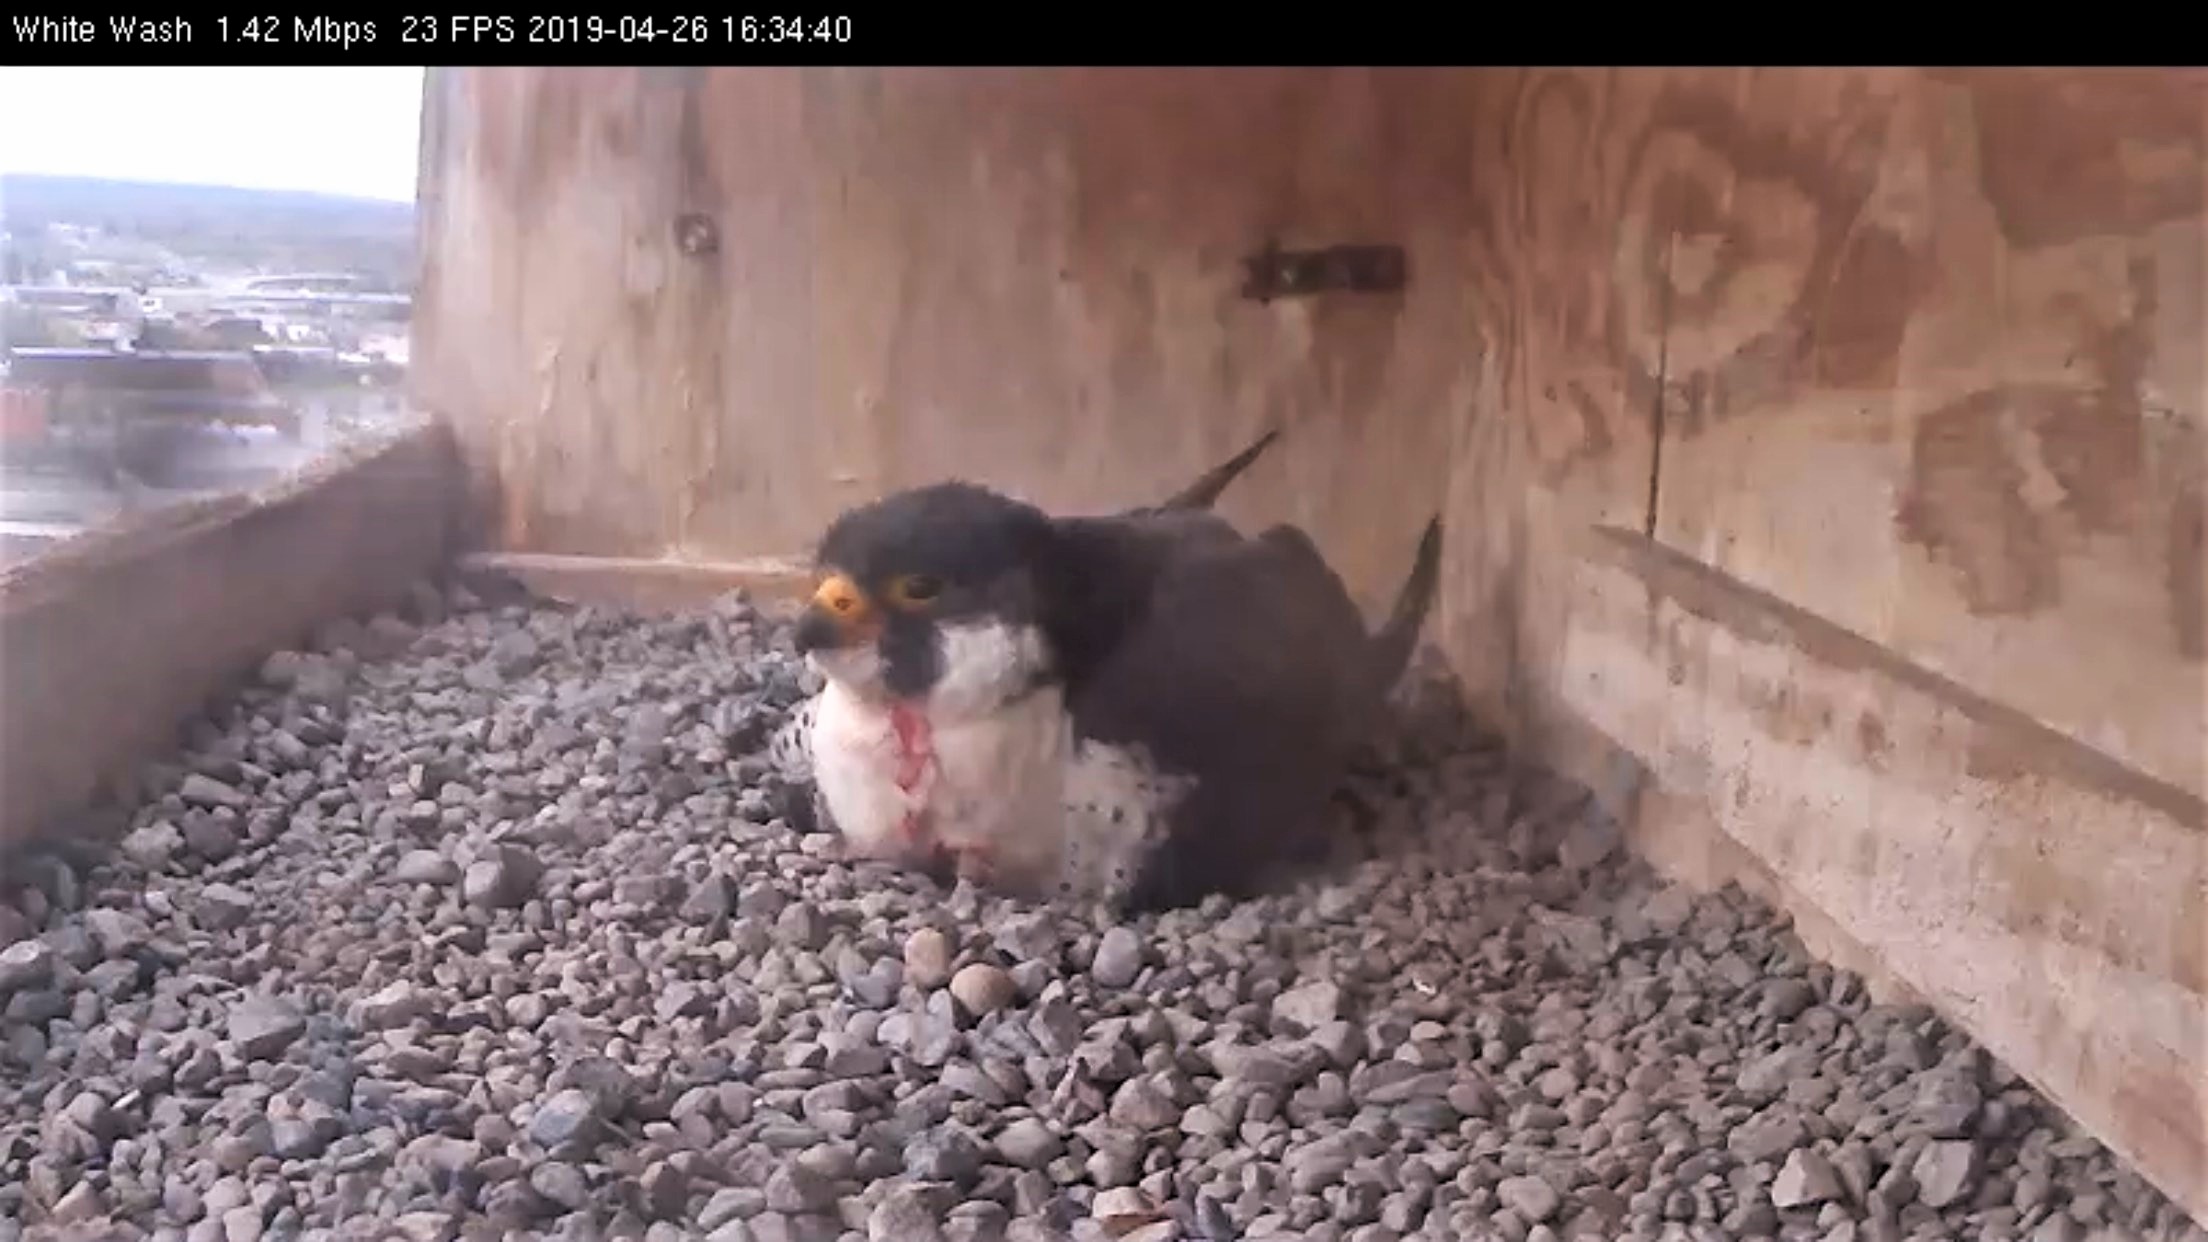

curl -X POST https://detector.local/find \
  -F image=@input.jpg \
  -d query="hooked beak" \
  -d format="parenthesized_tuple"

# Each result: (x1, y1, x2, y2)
(794, 573, 878, 654)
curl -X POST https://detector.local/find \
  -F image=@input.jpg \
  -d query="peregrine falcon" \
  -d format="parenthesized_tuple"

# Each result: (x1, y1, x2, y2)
(765, 430, 1277, 797)
(765, 430, 1442, 913)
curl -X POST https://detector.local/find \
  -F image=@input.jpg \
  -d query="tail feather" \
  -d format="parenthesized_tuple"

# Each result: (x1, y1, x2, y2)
(1367, 516, 1443, 693)
(1145, 427, 1281, 514)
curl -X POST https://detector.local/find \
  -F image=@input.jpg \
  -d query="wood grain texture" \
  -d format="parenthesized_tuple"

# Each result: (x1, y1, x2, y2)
(454, 551, 812, 612)
(1632, 68, 2206, 798)
(414, 68, 1464, 619)
(1482, 67, 2208, 1224)
(1565, 525, 2206, 1227)
(414, 67, 2207, 1222)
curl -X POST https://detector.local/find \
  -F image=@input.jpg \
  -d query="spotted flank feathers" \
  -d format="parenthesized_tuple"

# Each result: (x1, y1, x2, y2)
(765, 696, 835, 834)
(1055, 739, 1195, 909)
(767, 697, 818, 784)
(762, 686, 1187, 913)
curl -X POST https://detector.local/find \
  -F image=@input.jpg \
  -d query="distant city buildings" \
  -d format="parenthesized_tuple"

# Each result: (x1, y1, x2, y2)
(0, 178, 416, 561)
(2, 214, 411, 493)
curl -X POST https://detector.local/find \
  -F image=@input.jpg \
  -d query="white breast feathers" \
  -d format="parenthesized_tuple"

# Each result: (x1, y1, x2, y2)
(791, 618, 1196, 906)
(809, 678, 1071, 886)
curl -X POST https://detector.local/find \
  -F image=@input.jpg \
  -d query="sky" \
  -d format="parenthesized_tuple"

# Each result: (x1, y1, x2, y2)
(0, 67, 425, 203)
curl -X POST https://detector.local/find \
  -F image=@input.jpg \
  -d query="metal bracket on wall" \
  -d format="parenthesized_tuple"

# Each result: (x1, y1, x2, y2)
(1240, 241, 1408, 304)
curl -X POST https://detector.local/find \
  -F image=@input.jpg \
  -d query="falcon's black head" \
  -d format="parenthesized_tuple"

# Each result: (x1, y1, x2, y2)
(795, 481, 1062, 714)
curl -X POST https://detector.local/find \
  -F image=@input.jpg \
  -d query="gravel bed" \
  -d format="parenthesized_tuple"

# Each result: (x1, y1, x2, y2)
(1, 580, 2200, 1242)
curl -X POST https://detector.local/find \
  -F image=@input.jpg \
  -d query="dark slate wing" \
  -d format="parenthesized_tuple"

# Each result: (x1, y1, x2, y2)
(1049, 518, 1393, 911)
(1123, 428, 1281, 517)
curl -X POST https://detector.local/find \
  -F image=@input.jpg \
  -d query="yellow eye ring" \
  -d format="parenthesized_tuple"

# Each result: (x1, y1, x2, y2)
(813, 574, 866, 616)
(886, 574, 943, 609)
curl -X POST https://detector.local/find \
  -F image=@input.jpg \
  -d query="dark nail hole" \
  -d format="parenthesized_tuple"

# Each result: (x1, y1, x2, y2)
(674, 212, 720, 257)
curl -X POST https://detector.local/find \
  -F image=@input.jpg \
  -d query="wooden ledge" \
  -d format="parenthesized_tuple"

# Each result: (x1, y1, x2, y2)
(455, 551, 816, 613)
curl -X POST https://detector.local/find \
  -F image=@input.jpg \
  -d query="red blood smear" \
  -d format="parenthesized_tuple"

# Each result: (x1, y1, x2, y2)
(888, 702, 934, 843)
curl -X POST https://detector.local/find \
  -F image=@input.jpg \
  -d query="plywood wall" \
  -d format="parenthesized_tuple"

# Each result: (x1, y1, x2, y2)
(413, 67, 2207, 1221)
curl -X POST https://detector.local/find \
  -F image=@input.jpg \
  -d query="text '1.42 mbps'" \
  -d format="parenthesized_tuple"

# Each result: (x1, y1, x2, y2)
(10, 12, 856, 53)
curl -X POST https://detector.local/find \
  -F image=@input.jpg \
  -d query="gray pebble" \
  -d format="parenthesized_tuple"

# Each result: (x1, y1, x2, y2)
(0, 938, 55, 993)
(1272, 979, 1341, 1032)
(463, 844, 542, 909)
(1773, 1148, 1844, 1208)
(393, 850, 461, 885)
(120, 821, 185, 870)
(530, 1089, 605, 1152)
(1911, 1070, 1984, 1138)
(639, 1160, 690, 1221)
(1911, 1140, 1980, 1209)
(1497, 1176, 1560, 1223)
(947, 1201, 1010, 1242)
(196, 882, 257, 929)
(764, 1163, 840, 1215)
(225, 993, 305, 1060)
(907, 1125, 986, 1185)
(905, 928, 955, 991)
(994, 1118, 1064, 1169)
(220, 1205, 263, 1242)
(181, 773, 249, 809)
(182, 816, 240, 861)
(0, 596, 2180, 1242)
(353, 979, 429, 1030)
(2027, 1214, 2084, 1242)
(701, 1187, 768, 1228)
(1729, 1107, 1808, 1165)
(531, 1162, 592, 1211)
(1762, 978, 1817, 1021)
(1109, 1076, 1184, 1131)
(1092, 927, 1144, 988)
(869, 1183, 949, 1242)
(949, 964, 1017, 1017)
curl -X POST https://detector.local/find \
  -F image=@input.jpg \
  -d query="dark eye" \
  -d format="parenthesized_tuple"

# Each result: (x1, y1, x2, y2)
(887, 574, 943, 608)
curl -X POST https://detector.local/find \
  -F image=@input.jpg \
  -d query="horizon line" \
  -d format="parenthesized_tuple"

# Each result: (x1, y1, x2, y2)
(2, 168, 418, 206)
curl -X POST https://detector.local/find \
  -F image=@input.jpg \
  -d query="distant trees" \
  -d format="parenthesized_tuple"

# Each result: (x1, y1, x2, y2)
(1, 176, 417, 305)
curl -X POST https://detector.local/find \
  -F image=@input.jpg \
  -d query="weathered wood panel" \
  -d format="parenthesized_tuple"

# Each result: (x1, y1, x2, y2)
(414, 68, 1467, 621)
(1475, 67, 2207, 1222)
(414, 67, 2208, 1221)
(1635, 68, 2206, 798)
(1560, 526, 2207, 1230)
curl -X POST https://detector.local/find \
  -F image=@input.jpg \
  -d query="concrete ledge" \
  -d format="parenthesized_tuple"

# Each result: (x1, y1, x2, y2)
(0, 422, 464, 860)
